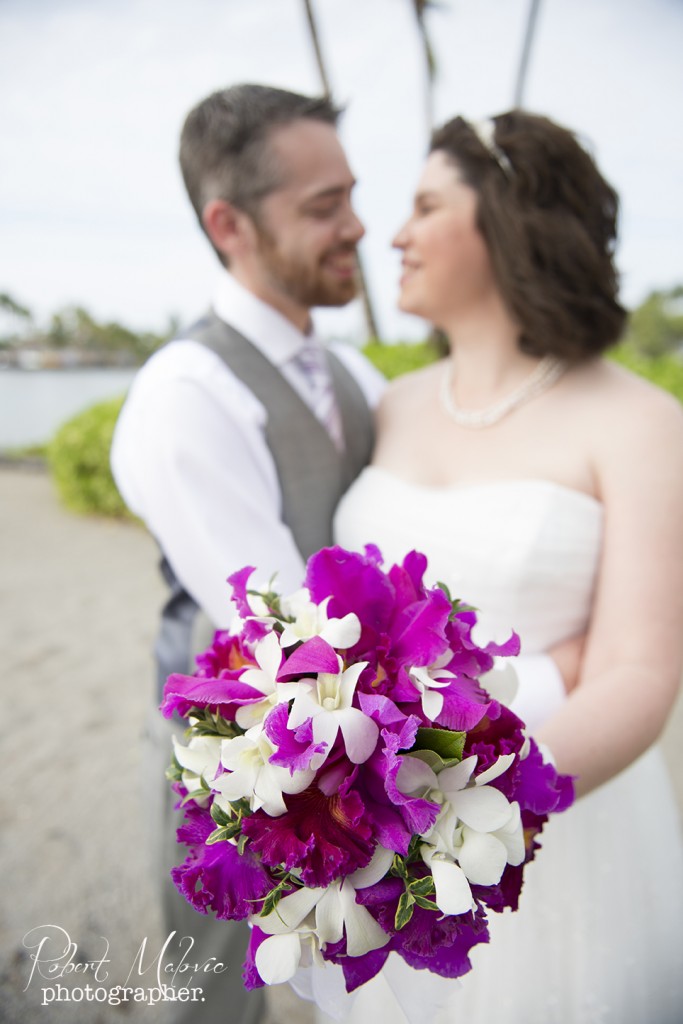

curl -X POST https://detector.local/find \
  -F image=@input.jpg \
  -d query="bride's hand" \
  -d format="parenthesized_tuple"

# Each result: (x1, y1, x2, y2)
(548, 634, 586, 694)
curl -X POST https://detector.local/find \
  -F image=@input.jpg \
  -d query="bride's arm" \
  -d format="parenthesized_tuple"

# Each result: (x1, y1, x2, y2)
(537, 378, 683, 797)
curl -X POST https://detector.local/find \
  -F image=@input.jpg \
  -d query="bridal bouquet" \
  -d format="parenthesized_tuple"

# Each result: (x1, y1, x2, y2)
(162, 545, 572, 996)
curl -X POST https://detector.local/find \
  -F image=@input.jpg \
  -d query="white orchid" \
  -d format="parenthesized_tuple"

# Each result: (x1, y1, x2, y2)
(287, 656, 378, 767)
(396, 753, 524, 916)
(278, 589, 362, 650)
(235, 631, 298, 729)
(254, 918, 324, 986)
(253, 847, 393, 985)
(213, 724, 314, 817)
(407, 653, 456, 719)
(172, 733, 223, 804)
(478, 660, 519, 707)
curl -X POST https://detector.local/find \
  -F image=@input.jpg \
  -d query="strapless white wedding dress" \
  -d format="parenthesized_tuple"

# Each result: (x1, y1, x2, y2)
(327, 466, 683, 1024)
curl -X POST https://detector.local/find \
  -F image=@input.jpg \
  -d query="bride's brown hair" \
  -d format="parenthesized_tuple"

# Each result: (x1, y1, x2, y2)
(430, 111, 627, 361)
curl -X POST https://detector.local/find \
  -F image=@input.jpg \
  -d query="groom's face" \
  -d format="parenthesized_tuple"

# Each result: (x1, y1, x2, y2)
(248, 120, 364, 321)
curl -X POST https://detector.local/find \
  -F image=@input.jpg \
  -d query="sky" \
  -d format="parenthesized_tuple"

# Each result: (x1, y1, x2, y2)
(1, 0, 682, 343)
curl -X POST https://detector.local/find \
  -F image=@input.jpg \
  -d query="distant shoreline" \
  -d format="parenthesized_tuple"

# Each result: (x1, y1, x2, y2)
(0, 452, 47, 469)
(0, 353, 142, 371)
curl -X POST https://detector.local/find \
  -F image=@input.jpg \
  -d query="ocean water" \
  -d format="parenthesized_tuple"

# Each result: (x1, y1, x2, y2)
(0, 369, 137, 449)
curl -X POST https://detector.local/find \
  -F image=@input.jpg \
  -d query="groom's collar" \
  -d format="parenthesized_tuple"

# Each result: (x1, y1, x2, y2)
(212, 272, 319, 368)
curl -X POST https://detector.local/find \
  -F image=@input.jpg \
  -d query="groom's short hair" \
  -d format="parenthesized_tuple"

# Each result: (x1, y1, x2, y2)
(179, 84, 340, 239)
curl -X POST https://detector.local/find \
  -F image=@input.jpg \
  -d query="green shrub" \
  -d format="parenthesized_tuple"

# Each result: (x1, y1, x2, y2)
(47, 396, 130, 517)
(363, 339, 440, 379)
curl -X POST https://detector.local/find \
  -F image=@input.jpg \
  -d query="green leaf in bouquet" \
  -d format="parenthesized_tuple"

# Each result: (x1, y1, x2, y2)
(391, 854, 408, 880)
(210, 801, 232, 827)
(165, 755, 183, 783)
(413, 895, 440, 912)
(190, 708, 241, 738)
(210, 801, 245, 829)
(408, 875, 436, 899)
(435, 581, 476, 619)
(208, 797, 251, 843)
(207, 814, 243, 844)
(405, 835, 424, 864)
(206, 825, 234, 845)
(413, 727, 466, 763)
(205, 826, 228, 844)
(395, 891, 416, 930)
(406, 749, 446, 773)
(260, 877, 293, 918)
(237, 833, 249, 856)
(407, 873, 439, 912)
(179, 775, 212, 806)
(231, 797, 252, 818)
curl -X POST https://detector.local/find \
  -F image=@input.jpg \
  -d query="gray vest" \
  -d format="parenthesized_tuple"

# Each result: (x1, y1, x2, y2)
(155, 311, 375, 694)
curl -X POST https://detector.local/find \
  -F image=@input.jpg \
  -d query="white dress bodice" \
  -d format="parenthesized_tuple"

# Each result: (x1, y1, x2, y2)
(335, 466, 603, 652)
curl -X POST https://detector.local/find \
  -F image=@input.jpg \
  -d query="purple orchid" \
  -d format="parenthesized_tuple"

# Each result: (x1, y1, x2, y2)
(226, 565, 273, 644)
(320, 936, 390, 991)
(171, 797, 272, 920)
(194, 629, 253, 678)
(263, 702, 328, 773)
(513, 737, 575, 816)
(376, 719, 442, 837)
(161, 632, 286, 724)
(463, 703, 528, 784)
(241, 783, 375, 888)
(242, 926, 269, 991)
(161, 671, 259, 721)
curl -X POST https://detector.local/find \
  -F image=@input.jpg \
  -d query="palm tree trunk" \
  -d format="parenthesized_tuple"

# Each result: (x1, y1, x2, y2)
(513, 0, 543, 108)
(302, 0, 332, 97)
(411, 0, 437, 132)
(302, 0, 381, 340)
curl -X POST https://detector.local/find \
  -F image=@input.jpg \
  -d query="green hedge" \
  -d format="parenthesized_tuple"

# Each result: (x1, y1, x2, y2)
(47, 342, 683, 519)
(47, 396, 130, 517)
(363, 340, 441, 379)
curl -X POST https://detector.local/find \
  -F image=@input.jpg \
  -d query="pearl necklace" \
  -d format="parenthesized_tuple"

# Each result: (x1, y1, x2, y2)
(439, 355, 566, 429)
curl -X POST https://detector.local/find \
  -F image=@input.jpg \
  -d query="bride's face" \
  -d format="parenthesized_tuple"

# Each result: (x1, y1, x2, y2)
(393, 151, 496, 324)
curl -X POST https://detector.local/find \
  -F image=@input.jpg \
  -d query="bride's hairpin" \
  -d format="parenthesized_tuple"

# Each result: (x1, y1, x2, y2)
(468, 118, 513, 178)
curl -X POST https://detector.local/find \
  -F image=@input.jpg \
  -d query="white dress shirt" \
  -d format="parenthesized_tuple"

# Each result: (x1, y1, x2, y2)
(111, 273, 385, 628)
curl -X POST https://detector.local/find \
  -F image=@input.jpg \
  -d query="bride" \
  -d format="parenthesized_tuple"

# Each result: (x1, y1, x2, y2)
(331, 112, 683, 1023)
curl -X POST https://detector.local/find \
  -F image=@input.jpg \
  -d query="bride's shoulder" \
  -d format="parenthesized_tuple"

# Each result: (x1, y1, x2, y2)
(571, 357, 682, 418)
(377, 360, 444, 420)
(572, 357, 683, 458)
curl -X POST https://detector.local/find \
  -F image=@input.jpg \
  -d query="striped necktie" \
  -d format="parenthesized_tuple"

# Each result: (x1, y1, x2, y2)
(297, 339, 344, 451)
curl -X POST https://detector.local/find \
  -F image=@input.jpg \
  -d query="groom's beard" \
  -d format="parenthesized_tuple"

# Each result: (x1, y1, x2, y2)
(254, 227, 359, 309)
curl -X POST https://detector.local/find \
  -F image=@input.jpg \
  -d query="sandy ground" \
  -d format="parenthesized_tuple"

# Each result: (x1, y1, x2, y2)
(0, 465, 313, 1024)
(1, 464, 682, 1024)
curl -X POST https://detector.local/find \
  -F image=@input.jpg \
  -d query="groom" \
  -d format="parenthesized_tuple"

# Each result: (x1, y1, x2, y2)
(111, 83, 384, 1023)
